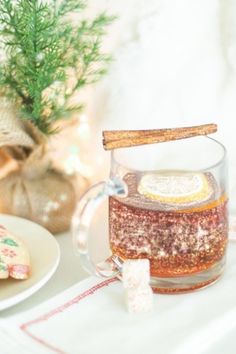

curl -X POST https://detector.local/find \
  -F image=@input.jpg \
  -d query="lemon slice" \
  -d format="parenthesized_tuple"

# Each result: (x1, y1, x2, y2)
(138, 172, 212, 204)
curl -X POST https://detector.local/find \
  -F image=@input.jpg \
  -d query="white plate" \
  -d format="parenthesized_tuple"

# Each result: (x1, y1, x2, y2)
(0, 214, 60, 310)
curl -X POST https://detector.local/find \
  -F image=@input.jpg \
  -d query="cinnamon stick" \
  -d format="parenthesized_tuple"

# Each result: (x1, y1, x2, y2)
(102, 124, 217, 150)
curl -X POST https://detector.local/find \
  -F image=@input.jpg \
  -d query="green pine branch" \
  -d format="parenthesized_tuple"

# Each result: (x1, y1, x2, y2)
(0, 0, 115, 135)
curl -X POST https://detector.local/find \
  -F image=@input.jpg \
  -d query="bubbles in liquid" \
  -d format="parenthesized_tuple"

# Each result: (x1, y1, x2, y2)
(109, 171, 228, 279)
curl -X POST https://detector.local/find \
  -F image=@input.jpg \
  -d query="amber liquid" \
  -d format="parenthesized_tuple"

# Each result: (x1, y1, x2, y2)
(109, 173, 228, 278)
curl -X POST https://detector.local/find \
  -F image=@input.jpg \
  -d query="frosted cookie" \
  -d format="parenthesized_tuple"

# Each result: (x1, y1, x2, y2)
(0, 225, 30, 280)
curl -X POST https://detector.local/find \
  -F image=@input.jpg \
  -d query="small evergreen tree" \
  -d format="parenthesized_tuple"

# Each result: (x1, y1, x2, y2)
(0, 0, 114, 135)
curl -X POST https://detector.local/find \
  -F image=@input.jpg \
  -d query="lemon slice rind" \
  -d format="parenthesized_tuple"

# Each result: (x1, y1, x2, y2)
(138, 172, 212, 204)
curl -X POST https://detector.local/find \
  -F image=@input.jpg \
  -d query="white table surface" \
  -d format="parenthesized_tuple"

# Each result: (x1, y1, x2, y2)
(1, 238, 236, 353)
(1, 214, 236, 354)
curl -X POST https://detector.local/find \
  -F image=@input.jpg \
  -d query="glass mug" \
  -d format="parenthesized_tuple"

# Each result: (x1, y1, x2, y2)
(72, 136, 228, 293)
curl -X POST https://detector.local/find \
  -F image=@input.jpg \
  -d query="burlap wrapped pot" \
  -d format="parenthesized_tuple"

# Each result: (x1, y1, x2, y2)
(0, 148, 77, 234)
(0, 99, 79, 234)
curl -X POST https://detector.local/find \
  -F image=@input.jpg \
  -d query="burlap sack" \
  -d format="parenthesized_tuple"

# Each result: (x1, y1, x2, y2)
(0, 148, 77, 234)
(0, 99, 79, 234)
(0, 99, 35, 149)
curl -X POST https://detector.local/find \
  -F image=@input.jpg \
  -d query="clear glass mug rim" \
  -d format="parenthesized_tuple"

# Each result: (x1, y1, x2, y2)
(111, 136, 227, 173)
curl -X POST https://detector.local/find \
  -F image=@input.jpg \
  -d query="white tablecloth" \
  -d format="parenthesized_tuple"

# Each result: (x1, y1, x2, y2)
(0, 229, 236, 354)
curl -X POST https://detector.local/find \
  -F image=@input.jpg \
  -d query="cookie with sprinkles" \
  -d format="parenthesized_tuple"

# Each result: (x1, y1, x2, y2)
(0, 225, 30, 280)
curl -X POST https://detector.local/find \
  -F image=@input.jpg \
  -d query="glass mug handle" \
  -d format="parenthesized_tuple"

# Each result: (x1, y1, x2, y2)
(72, 177, 127, 278)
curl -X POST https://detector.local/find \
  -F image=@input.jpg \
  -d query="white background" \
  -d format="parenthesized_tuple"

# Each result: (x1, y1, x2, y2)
(83, 0, 236, 210)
